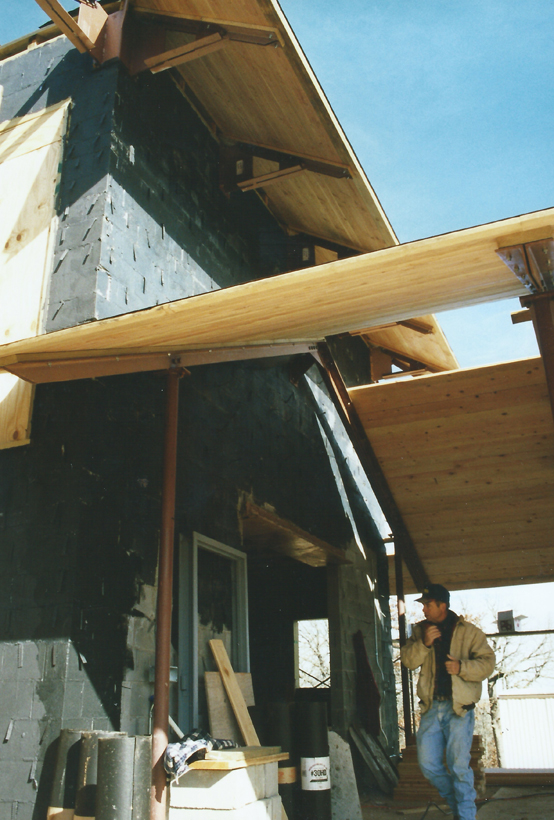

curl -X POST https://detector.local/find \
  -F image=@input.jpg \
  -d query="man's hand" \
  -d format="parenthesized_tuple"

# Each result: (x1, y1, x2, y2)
(446, 654, 461, 676)
(423, 624, 441, 647)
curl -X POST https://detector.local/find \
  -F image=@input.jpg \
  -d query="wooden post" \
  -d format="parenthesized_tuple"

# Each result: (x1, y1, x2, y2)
(151, 369, 182, 820)
(394, 538, 415, 746)
(522, 293, 554, 422)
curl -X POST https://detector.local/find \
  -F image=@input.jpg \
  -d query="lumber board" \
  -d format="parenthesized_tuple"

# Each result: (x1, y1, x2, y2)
(349, 726, 393, 794)
(208, 638, 290, 820)
(209, 640, 260, 746)
(188, 746, 288, 770)
(484, 768, 554, 786)
(205, 671, 254, 742)
(34, 0, 95, 53)
(355, 724, 398, 789)
(0, 102, 69, 449)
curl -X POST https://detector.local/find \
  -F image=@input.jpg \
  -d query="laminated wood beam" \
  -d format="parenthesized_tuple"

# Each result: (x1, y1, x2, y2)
(144, 32, 230, 74)
(237, 164, 305, 192)
(3, 343, 316, 384)
(34, 0, 96, 53)
(316, 342, 429, 590)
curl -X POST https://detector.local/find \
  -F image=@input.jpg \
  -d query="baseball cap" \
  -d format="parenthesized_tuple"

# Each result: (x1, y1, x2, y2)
(415, 583, 450, 606)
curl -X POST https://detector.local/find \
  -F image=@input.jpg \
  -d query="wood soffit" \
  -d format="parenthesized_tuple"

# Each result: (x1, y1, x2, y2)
(239, 500, 351, 567)
(22, 0, 397, 253)
(349, 357, 554, 593)
(0, 206, 552, 382)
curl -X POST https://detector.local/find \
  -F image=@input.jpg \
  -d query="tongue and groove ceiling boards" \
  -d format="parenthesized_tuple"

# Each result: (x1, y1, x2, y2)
(350, 358, 554, 594)
(130, 0, 396, 253)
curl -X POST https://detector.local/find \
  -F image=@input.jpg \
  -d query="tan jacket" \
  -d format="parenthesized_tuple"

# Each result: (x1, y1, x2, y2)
(400, 614, 495, 716)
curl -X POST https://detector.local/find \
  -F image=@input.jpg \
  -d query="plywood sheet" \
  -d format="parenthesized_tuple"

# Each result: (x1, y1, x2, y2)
(350, 358, 554, 592)
(205, 671, 255, 742)
(1, 206, 550, 380)
(0, 102, 69, 448)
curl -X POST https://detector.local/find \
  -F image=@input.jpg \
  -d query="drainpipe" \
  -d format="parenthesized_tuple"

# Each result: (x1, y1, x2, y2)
(394, 538, 415, 746)
(151, 367, 184, 820)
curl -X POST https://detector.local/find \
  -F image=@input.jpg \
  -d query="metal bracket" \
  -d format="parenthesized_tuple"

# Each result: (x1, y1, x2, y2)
(496, 237, 554, 293)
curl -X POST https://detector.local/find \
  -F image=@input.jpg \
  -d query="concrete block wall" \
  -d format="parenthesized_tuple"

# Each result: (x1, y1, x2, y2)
(170, 762, 281, 819)
(0, 639, 113, 819)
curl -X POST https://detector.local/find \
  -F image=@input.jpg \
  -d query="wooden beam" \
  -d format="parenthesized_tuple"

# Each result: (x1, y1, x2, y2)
(521, 292, 554, 423)
(77, 0, 108, 59)
(237, 164, 306, 192)
(144, 32, 229, 74)
(132, 6, 284, 47)
(4, 343, 317, 384)
(316, 342, 429, 590)
(511, 308, 533, 324)
(34, 0, 96, 53)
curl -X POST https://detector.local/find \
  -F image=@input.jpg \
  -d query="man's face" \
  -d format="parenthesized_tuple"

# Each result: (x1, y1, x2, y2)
(422, 599, 448, 623)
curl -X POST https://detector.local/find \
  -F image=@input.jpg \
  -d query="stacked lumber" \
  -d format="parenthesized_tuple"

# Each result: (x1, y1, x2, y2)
(485, 768, 554, 786)
(393, 735, 486, 802)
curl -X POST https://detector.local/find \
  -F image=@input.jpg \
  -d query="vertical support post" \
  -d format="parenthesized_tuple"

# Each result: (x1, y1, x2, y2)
(151, 369, 182, 820)
(522, 293, 554, 422)
(394, 538, 414, 746)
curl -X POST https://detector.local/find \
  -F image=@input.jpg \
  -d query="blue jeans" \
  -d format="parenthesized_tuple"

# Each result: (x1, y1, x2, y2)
(416, 700, 476, 820)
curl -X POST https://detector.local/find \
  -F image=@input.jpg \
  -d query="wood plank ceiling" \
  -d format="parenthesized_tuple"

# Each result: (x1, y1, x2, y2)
(1, 206, 549, 377)
(132, 0, 397, 253)
(350, 357, 554, 593)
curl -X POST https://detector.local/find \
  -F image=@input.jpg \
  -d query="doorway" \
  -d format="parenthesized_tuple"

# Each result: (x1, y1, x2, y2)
(178, 533, 249, 732)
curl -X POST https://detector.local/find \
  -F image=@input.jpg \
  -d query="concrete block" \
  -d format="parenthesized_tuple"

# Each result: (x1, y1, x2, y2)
(329, 730, 362, 820)
(264, 761, 279, 798)
(62, 680, 84, 719)
(169, 794, 282, 820)
(171, 765, 266, 810)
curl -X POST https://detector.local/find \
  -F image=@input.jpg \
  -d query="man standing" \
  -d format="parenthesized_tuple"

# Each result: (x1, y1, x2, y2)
(401, 584, 495, 820)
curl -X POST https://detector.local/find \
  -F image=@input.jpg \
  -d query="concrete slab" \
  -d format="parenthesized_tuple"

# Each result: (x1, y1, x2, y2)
(477, 786, 554, 820)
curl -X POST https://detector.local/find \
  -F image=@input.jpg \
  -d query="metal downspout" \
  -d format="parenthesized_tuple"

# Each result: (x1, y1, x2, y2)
(151, 368, 183, 820)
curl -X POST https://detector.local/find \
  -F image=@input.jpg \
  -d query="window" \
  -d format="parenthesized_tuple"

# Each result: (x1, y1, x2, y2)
(294, 618, 330, 689)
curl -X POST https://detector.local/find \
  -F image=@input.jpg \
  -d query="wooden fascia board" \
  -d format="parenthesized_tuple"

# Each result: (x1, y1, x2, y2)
(3, 343, 318, 384)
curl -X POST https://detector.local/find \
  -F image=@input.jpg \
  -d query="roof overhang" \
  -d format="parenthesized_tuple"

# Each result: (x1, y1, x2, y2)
(350, 357, 554, 593)
(24, 0, 397, 254)
(1, 206, 551, 382)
